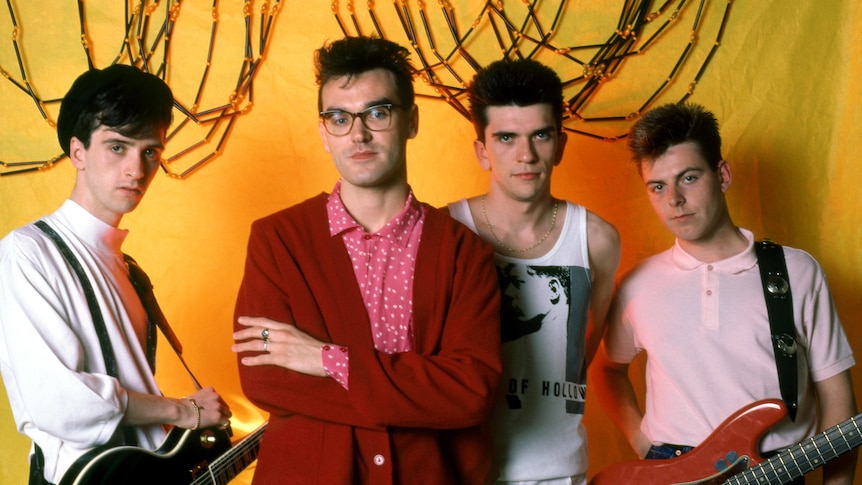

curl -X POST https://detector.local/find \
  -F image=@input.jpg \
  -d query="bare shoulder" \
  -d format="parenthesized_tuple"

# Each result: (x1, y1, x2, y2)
(585, 210, 621, 257)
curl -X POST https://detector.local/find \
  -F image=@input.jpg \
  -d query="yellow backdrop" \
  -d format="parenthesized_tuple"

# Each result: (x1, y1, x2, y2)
(1, 1, 860, 484)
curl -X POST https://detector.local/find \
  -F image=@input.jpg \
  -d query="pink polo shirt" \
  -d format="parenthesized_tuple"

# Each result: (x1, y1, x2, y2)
(604, 229, 855, 451)
(322, 180, 425, 388)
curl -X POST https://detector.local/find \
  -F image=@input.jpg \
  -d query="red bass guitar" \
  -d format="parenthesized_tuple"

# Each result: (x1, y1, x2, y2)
(590, 399, 861, 485)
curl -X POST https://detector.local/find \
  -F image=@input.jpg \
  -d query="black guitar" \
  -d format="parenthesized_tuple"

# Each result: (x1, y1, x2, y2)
(58, 422, 267, 485)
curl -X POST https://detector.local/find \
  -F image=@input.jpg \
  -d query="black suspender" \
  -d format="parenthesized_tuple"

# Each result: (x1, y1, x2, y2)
(30, 219, 202, 484)
(755, 239, 799, 421)
(34, 221, 123, 377)
(33, 220, 142, 447)
(35, 220, 200, 384)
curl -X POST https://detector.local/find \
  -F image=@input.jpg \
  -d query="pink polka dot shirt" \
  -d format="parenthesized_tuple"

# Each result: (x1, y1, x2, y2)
(322, 180, 425, 388)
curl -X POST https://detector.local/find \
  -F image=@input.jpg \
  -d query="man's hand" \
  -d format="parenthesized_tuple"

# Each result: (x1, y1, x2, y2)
(182, 386, 233, 430)
(124, 386, 232, 430)
(232, 316, 328, 377)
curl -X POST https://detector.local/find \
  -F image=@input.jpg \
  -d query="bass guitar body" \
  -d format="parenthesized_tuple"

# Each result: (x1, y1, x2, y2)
(590, 400, 786, 485)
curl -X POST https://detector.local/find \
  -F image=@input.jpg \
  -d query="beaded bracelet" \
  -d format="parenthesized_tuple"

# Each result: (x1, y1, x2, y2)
(181, 397, 201, 430)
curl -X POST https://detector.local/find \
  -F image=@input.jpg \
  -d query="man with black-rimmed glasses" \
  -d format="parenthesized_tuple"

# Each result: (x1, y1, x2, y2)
(231, 36, 502, 485)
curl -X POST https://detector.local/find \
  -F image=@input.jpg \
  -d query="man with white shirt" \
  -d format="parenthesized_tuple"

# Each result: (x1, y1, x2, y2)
(0, 64, 230, 485)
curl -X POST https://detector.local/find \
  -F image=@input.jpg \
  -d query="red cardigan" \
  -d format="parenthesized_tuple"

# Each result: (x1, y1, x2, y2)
(234, 193, 502, 484)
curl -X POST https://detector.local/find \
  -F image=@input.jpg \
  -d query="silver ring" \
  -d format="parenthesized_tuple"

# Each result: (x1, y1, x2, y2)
(261, 328, 270, 339)
(263, 338, 269, 351)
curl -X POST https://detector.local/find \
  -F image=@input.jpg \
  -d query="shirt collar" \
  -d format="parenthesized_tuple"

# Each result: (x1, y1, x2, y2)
(59, 199, 129, 255)
(326, 180, 423, 247)
(671, 227, 758, 274)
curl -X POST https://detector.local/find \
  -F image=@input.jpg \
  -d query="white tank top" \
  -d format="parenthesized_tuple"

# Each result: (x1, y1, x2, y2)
(448, 198, 591, 480)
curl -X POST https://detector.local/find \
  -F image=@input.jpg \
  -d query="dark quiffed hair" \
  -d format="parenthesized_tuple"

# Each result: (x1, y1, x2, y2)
(57, 64, 174, 156)
(627, 102, 723, 172)
(314, 36, 415, 110)
(467, 58, 564, 142)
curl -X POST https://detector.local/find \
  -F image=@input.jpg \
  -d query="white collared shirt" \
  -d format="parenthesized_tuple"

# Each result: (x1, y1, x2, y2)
(0, 200, 166, 483)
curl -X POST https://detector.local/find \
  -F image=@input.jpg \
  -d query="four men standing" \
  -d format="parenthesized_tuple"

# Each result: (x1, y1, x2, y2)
(0, 34, 856, 485)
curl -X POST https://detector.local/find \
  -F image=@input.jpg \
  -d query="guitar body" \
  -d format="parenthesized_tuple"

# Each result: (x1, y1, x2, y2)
(590, 400, 786, 485)
(59, 426, 233, 485)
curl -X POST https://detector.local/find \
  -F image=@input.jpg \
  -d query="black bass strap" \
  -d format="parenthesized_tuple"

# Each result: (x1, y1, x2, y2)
(755, 239, 798, 421)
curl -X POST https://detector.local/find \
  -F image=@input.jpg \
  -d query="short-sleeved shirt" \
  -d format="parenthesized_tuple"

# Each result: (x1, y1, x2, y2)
(604, 228, 854, 451)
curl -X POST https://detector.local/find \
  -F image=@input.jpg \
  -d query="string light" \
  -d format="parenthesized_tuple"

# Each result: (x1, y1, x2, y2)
(2, 1, 732, 177)
(330, 0, 733, 141)
(1, 0, 282, 178)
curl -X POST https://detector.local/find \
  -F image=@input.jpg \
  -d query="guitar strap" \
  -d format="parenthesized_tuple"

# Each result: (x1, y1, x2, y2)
(755, 239, 798, 421)
(34, 221, 201, 385)
(124, 254, 203, 389)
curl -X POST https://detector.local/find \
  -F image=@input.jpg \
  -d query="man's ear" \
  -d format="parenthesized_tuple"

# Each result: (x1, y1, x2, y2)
(68, 137, 87, 169)
(317, 120, 332, 154)
(474, 139, 490, 171)
(554, 132, 568, 166)
(717, 159, 732, 193)
(407, 103, 419, 139)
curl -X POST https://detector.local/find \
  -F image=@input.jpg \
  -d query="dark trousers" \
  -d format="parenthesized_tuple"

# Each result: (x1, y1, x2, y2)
(645, 444, 805, 485)
(29, 446, 56, 485)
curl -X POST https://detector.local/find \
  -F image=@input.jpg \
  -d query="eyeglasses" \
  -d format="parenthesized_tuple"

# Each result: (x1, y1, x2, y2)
(319, 103, 402, 136)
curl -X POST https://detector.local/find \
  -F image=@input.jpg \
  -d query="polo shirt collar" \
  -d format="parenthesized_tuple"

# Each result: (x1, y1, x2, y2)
(671, 227, 758, 274)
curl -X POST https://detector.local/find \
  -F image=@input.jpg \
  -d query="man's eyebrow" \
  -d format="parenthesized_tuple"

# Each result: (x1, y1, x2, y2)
(101, 136, 165, 150)
(491, 125, 554, 139)
(363, 98, 394, 109)
(645, 167, 704, 185)
(322, 98, 394, 113)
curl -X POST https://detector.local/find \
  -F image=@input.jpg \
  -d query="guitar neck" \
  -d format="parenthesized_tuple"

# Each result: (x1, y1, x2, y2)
(191, 422, 267, 485)
(727, 414, 862, 484)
